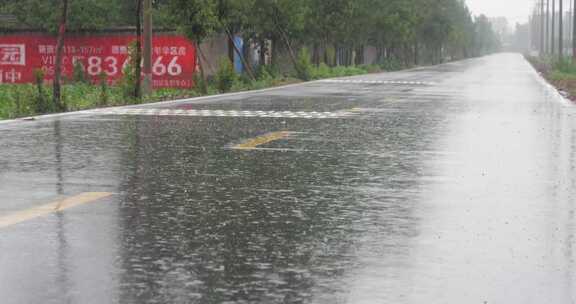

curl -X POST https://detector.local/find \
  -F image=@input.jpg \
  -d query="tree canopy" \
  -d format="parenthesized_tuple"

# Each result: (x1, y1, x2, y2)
(1, 0, 501, 65)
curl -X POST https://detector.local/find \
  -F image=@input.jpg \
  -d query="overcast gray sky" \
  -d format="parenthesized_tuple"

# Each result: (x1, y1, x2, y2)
(466, 0, 531, 25)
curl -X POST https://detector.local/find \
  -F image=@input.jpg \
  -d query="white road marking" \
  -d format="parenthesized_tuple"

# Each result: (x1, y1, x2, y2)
(88, 108, 360, 119)
(319, 79, 437, 86)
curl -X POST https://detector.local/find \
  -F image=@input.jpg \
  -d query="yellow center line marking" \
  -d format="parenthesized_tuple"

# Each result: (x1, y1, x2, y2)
(0, 192, 113, 229)
(233, 131, 293, 150)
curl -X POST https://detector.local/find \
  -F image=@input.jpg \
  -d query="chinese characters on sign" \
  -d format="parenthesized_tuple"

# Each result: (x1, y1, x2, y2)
(0, 34, 196, 89)
(0, 44, 26, 65)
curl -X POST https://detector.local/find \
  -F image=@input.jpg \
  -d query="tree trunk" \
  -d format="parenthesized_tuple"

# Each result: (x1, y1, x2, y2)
(414, 42, 419, 65)
(322, 39, 330, 66)
(376, 45, 383, 63)
(260, 39, 267, 66)
(313, 43, 320, 66)
(276, 26, 300, 73)
(357, 46, 362, 65)
(195, 41, 208, 95)
(333, 44, 339, 66)
(227, 34, 235, 64)
(349, 47, 354, 66)
(322, 44, 328, 66)
(271, 36, 280, 68)
(243, 38, 253, 72)
(53, 0, 69, 112)
(134, 0, 143, 99)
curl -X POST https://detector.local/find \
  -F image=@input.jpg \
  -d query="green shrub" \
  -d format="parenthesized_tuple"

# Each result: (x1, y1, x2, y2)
(12, 87, 23, 117)
(256, 64, 273, 81)
(118, 64, 134, 100)
(379, 58, 404, 71)
(311, 63, 332, 79)
(0, 84, 41, 119)
(325, 46, 336, 66)
(33, 69, 51, 114)
(553, 58, 576, 74)
(331, 66, 365, 77)
(215, 58, 237, 93)
(193, 73, 208, 95)
(73, 61, 88, 84)
(295, 47, 314, 81)
(117, 41, 141, 104)
(99, 72, 109, 106)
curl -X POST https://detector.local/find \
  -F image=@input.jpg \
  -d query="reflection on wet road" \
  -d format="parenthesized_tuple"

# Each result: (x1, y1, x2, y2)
(0, 53, 575, 303)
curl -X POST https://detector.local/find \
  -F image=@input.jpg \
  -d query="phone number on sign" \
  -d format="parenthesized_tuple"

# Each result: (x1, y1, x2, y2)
(42, 55, 185, 77)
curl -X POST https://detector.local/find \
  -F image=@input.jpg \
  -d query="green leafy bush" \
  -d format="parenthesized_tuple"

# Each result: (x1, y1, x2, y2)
(73, 61, 89, 84)
(99, 72, 109, 106)
(215, 58, 237, 93)
(379, 58, 404, 71)
(0, 84, 44, 119)
(33, 69, 51, 114)
(311, 63, 332, 79)
(256, 64, 274, 81)
(117, 41, 142, 104)
(193, 73, 208, 95)
(295, 47, 314, 81)
(553, 58, 576, 74)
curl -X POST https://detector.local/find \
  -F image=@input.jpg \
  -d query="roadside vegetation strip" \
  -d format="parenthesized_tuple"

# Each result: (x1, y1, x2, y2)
(0, 192, 113, 229)
(0, 63, 380, 121)
(525, 55, 576, 103)
(233, 132, 295, 150)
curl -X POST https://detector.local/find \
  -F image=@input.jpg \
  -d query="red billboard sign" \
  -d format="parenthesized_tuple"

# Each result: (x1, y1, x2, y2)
(0, 34, 196, 89)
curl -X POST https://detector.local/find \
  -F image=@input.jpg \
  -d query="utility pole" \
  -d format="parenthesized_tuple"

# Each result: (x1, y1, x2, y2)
(566, 0, 574, 48)
(560, 0, 564, 58)
(142, 0, 153, 95)
(539, 0, 548, 57)
(547, 0, 551, 53)
(573, 0, 576, 60)
(552, 0, 556, 54)
(542, 0, 546, 54)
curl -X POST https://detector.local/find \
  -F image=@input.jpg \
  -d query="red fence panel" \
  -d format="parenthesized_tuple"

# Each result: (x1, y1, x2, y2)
(0, 34, 196, 89)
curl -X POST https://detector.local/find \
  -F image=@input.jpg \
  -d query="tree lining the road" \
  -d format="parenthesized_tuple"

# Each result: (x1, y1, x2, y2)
(166, 0, 501, 66)
(2, 0, 501, 68)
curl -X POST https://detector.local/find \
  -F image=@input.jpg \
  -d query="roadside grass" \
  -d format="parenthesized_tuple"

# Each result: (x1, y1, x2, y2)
(0, 59, 399, 120)
(526, 55, 576, 101)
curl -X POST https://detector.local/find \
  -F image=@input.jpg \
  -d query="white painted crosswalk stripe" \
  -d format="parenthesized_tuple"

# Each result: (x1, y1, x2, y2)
(88, 108, 360, 119)
(319, 79, 437, 86)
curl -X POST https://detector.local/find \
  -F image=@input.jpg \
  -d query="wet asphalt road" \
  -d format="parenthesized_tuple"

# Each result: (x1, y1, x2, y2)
(1, 53, 575, 304)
